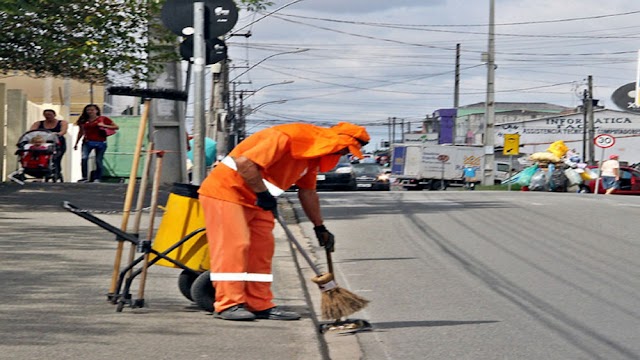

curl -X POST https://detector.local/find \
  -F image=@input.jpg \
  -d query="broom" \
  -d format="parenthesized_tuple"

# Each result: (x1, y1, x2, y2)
(276, 213, 369, 320)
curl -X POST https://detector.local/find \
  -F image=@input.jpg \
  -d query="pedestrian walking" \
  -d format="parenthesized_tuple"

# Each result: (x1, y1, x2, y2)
(600, 154, 620, 195)
(29, 109, 68, 176)
(73, 104, 118, 183)
(198, 122, 370, 321)
(463, 165, 477, 190)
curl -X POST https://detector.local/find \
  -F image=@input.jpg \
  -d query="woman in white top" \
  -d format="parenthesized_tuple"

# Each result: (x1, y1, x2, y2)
(600, 154, 620, 195)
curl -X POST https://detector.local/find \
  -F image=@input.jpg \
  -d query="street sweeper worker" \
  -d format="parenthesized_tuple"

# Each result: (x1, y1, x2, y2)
(198, 122, 370, 321)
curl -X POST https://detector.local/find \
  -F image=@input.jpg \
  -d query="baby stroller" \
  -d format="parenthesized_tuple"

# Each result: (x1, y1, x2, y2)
(9, 129, 63, 184)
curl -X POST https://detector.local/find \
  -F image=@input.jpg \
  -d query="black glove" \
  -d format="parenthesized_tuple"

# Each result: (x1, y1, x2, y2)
(313, 225, 335, 252)
(256, 191, 278, 213)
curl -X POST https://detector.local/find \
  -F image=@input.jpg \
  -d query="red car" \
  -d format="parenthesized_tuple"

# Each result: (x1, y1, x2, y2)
(580, 166, 640, 195)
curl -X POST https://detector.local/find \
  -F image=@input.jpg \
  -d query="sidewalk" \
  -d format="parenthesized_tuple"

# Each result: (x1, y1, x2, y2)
(0, 182, 328, 360)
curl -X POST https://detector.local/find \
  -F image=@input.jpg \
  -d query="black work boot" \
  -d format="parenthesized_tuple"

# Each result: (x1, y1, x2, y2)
(253, 306, 301, 320)
(214, 304, 256, 321)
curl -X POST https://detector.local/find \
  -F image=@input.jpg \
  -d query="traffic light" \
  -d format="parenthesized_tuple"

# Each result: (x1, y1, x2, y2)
(161, 0, 237, 64)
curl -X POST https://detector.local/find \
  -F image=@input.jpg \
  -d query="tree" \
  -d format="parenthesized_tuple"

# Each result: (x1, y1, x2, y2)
(0, 0, 272, 84)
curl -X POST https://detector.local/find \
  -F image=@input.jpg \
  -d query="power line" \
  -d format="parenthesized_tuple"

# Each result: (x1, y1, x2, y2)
(271, 9, 640, 28)
(269, 13, 640, 40)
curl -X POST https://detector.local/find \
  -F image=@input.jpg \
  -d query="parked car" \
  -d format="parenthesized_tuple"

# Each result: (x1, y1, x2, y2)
(316, 157, 357, 191)
(580, 165, 640, 195)
(351, 163, 390, 190)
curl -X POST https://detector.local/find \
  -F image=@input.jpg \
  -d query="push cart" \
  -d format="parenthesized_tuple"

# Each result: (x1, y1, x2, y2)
(64, 183, 216, 312)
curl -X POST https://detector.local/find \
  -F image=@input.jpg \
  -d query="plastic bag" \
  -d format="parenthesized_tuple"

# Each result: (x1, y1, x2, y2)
(529, 152, 560, 163)
(580, 167, 597, 181)
(516, 164, 538, 186)
(547, 140, 569, 158)
(529, 170, 548, 191)
(564, 168, 582, 186)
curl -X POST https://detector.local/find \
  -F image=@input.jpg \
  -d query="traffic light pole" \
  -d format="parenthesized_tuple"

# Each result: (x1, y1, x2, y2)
(191, 2, 206, 185)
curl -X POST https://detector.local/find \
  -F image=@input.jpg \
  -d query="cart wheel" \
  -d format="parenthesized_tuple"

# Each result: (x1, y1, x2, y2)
(178, 270, 199, 301)
(190, 270, 215, 313)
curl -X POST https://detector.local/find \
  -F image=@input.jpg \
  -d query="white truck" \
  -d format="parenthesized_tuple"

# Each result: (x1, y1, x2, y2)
(390, 144, 485, 190)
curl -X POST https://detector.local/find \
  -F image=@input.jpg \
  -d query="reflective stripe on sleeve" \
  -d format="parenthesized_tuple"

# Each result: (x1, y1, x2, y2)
(209, 272, 274, 282)
(221, 156, 285, 196)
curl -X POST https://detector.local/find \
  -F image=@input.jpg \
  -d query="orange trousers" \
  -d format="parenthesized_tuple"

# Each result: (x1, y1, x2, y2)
(200, 195, 276, 313)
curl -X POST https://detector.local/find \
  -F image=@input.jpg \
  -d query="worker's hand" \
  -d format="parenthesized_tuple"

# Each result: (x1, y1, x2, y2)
(256, 191, 278, 214)
(313, 225, 335, 252)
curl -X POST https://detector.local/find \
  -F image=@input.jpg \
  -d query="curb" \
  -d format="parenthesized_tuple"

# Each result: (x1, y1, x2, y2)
(281, 198, 365, 360)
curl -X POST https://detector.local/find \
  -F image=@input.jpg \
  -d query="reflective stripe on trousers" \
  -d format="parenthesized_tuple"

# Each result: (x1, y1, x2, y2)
(210, 272, 273, 282)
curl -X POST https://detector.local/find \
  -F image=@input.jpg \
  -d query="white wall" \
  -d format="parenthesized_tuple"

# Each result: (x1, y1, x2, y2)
(495, 109, 640, 164)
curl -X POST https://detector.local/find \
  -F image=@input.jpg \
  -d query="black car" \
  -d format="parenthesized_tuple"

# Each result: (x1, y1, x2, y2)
(316, 157, 357, 191)
(351, 163, 390, 190)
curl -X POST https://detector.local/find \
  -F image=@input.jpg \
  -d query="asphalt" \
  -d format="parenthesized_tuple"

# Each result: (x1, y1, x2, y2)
(0, 181, 357, 360)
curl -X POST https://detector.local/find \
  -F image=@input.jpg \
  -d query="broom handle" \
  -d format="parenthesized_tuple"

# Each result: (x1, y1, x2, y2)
(325, 249, 334, 274)
(137, 151, 164, 300)
(124, 142, 154, 281)
(109, 99, 151, 294)
(276, 213, 322, 277)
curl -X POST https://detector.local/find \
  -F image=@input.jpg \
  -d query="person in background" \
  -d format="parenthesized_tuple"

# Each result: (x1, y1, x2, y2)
(73, 104, 118, 183)
(600, 154, 620, 195)
(30, 109, 68, 176)
(462, 164, 477, 190)
(198, 122, 370, 321)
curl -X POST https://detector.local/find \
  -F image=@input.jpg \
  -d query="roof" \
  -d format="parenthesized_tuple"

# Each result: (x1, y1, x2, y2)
(456, 102, 573, 117)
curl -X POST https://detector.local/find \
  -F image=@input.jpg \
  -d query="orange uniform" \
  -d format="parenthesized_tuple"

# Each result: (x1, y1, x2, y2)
(198, 122, 369, 313)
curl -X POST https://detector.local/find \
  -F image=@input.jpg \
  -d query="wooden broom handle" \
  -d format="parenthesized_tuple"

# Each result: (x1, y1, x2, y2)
(325, 248, 334, 274)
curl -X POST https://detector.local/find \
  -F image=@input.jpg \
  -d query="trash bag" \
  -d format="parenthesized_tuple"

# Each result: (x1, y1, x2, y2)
(580, 167, 597, 181)
(549, 168, 568, 192)
(516, 164, 538, 186)
(529, 170, 548, 191)
(547, 140, 569, 158)
(564, 168, 583, 186)
(530, 152, 561, 163)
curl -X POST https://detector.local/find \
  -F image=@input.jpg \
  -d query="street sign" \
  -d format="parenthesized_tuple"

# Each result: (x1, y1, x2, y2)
(503, 134, 520, 155)
(161, 0, 239, 39)
(611, 82, 640, 113)
(594, 134, 615, 148)
(437, 154, 449, 162)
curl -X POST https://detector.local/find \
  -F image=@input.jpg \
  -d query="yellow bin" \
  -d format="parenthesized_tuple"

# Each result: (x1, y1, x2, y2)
(152, 183, 209, 271)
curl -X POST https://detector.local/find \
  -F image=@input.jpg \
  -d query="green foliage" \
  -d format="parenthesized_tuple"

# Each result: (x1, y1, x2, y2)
(0, 0, 271, 84)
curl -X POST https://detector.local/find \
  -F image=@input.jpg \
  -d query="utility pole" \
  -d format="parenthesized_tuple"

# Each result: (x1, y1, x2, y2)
(191, 1, 206, 185)
(582, 89, 588, 161)
(207, 61, 227, 157)
(392, 117, 396, 145)
(454, 43, 460, 108)
(453, 43, 461, 145)
(483, 0, 496, 186)
(387, 118, 391, 148)
(238, 91, 245, 143)
(587, 75, 595, 165)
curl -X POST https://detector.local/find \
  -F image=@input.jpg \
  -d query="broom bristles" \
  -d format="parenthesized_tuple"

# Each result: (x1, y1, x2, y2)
(321, 286, 369, 320)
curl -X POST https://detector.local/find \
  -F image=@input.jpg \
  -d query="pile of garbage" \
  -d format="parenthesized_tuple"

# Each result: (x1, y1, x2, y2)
(503, 140, 597, 192)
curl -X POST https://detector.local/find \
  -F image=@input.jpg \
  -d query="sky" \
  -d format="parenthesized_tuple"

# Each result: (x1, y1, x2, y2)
(221, 0, 640, 151)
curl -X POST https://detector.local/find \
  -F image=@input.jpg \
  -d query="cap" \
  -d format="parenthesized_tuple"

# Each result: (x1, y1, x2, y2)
(609, 154, 619, 159)
(330, 122, 370, 159)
